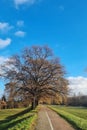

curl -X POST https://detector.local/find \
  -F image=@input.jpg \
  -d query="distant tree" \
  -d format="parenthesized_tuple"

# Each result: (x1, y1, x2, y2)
(67, 95, 87, 107)
(0, 95, 7, 109)
(5, 82, 16, 108)
(1, 46, 68, 109)
(1, 95, 6, 102)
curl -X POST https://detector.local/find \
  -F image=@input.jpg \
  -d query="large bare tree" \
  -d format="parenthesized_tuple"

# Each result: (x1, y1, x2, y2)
(1, 46, 68, 109)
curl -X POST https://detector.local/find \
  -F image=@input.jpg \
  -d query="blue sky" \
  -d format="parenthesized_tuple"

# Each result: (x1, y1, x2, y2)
(0, 0, 87, 96)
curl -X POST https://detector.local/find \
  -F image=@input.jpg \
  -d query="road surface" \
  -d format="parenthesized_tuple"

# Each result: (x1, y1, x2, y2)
(35, 106, 76, 130)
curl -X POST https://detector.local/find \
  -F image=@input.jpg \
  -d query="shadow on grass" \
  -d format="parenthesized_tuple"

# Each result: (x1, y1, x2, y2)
(48, 107, 81, 130)
(6, 107, 32, 120)
(58, 114, 82, 130)
(0, 107, 32, 130)
(8, 115, 32, 129)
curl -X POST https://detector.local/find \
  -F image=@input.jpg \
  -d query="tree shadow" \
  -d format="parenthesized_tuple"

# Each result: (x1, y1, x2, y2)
(6, 107, 32, 120)
(0, 107, 32, 130)
(7, 115, 33, 129)
(57, 114, 82, 130)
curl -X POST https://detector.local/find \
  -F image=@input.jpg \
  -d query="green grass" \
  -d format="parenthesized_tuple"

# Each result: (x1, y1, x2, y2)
(0, 107, 38, 130)
(53, 106, 87, 120)
(49, 105, 87, 130)
(0, 108, 25, 120)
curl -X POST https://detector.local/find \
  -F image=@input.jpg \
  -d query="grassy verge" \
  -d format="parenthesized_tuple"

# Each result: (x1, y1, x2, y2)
(52, 106, 87, 120)
(0, 108, 25, 120)
(0, 107, 38, 130)
(8, 113, 37, 130)
(49, 106, 87, 130)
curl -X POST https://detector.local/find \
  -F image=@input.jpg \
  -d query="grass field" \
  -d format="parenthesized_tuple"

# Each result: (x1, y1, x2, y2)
(49, 105, 87, 130)
(0, 107, 38, 130)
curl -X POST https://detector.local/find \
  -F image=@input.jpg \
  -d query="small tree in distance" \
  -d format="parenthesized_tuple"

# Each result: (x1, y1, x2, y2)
(1, 45, 68, 109)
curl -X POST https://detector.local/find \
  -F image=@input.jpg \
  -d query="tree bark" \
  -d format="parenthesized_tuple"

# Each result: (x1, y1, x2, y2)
(31, 97, 38, 109)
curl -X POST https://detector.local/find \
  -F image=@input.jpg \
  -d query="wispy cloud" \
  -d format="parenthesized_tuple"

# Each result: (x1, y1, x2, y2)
(17, 20, 24, 27)
(15, 30, 26, 37)
(0, 22, 13, 33)
(59, 5, 64, 11)
(0, 56, 9, 77)
(14, 0, 38, 8)
(68, 76, 87, 95)
(0, 56, 9, 64)
(0, 89, 4, 98)
(0, 38, 11, 49)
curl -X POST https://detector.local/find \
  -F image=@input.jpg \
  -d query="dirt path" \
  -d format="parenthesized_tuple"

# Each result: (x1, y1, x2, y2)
(35, 105, 76, 130)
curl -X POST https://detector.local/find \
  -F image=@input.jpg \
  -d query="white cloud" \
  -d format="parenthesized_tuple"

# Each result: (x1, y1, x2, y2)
(0, 38, 11, 49)
(17, 20, 24, 27)
(15, 31, 26, 37)
(0, 56, 9, 64)
(68, 76, 87, 95)
(0, 56, 9, 77)
(0, 22, 13, 33)
(0, 89, 4, 98)
(14, 0, 38, 8)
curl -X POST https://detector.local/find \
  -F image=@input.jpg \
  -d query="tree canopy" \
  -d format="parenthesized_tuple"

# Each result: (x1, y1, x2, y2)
(1, 45, 68, 109)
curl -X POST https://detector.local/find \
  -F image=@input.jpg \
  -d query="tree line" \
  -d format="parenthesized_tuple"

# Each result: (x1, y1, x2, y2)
(67, 95, 87, 107)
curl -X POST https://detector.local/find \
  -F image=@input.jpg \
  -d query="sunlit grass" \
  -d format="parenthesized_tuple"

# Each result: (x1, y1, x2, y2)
(49, 105, 87, 130)
(0, 108, 25, 120)
(0, 107, 38, 130)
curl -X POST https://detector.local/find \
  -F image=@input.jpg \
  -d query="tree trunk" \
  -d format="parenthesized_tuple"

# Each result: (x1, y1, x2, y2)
(36, 100, 38, 106)
(31, 97, 38, 109)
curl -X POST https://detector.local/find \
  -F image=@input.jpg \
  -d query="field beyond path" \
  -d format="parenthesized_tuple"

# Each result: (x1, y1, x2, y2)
(35, 105, 75, 130)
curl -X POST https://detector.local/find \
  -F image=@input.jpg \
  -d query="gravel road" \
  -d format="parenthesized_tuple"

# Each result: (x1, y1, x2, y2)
(35, 105, 76, 130)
